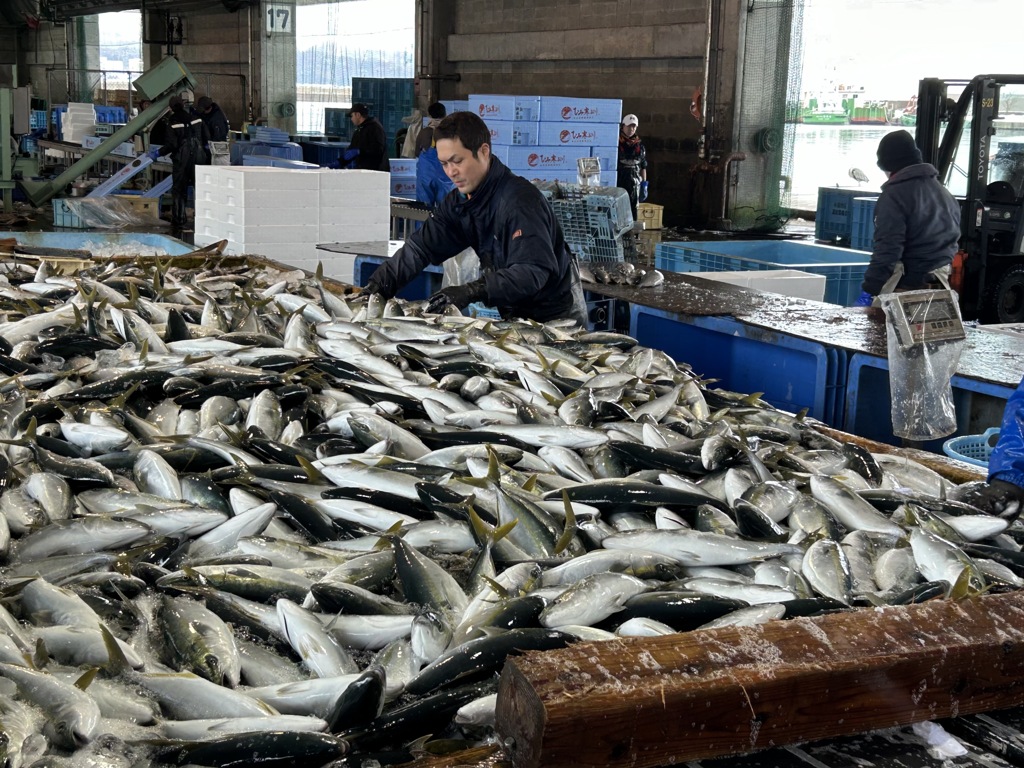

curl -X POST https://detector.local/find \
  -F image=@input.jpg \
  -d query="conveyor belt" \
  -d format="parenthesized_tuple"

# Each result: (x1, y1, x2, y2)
(586, 271, 1024, 390)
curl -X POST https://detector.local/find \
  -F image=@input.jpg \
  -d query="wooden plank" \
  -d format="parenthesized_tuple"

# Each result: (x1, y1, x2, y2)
(495, 592, 1024, 768)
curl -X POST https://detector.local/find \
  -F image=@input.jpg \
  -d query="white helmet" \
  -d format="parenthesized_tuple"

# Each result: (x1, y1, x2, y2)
(622, 114, 639, 127)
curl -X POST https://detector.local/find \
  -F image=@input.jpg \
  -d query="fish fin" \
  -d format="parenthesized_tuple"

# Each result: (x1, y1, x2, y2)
(552, 490, 578, 555)
(374, 522, 403, 550)
(296, 455, 326, 484)
(74, 666, 100, 690)
(99, 624, 133, 676)
(32, 638, 48, 669)
(138, 336, 149, 363)
(521, 474, 537, 493)
(480, 576, 510, 600)
(315, 262, 324, 281)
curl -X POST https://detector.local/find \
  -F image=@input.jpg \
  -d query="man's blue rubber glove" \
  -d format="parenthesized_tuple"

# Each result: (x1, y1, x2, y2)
(342, 148, 359, 168)
(146, 147, 161, 161)
(854, 290, 874, 307)
(639, 181, 649, 202)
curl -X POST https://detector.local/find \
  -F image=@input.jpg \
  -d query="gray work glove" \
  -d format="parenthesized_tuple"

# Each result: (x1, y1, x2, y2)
(959, 479, 1024, 519)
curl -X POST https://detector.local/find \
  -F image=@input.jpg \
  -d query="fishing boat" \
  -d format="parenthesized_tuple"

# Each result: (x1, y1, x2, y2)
(890, 95, 917, 126)
(799, 97, 849, 125)
(844, 95, 890, 125)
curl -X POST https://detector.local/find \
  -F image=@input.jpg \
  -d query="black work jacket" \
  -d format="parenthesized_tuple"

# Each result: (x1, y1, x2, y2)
(373, 156, 579, 322)
(350, 116, 389, 171)
(200, 103, 230, 142)
(157, 108, 210, 164)
(862, 162, 961, 294)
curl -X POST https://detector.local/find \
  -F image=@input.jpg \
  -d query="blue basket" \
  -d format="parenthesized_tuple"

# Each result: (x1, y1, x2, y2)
(815, 187, 864, 244)
(850, 196, 878, 251)
(942, 427, 1000, 468)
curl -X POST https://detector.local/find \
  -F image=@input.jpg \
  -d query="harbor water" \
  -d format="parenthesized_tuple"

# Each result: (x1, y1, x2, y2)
(788, 123, 905, 211)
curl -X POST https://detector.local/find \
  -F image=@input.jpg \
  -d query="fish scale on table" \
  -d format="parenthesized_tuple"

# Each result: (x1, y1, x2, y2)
(0, 255, 1014, 767)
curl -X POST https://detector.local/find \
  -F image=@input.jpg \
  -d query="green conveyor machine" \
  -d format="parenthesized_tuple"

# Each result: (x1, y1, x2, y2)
(17, 56, 198, 208)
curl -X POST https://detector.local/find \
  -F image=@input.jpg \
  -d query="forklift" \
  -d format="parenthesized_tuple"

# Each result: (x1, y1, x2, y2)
(916, 75, 1024, 323)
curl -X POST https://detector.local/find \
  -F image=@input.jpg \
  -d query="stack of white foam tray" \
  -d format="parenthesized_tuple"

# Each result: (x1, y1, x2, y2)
(63, 103, 97, 145)
(193, 167, 390, 282)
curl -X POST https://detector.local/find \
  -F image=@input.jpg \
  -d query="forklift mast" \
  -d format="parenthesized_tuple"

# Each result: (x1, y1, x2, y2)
(915, 75, 1024, 323)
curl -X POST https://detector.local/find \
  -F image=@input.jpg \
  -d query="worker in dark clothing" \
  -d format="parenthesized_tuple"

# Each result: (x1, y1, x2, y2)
(344, 103, 389, 171)
(195, 96, 229, 142)
(139, 99, 172, 146)
(854, 130, 961, 306)
(148, 95, 210, 230)
(415, 101, 447, 157)
(364, 111, 587, 326)
(616, 113, 648, 218)
(957, 375, 1024, 520)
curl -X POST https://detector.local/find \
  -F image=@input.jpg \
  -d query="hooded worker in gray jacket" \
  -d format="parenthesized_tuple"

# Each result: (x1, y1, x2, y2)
(855, 130, 961, 304)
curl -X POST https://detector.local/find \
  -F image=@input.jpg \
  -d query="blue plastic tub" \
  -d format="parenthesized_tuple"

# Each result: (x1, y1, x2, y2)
(943, 427, 1000, 468)
(850, 196, 878, 251)
(655, 239, 871, 306)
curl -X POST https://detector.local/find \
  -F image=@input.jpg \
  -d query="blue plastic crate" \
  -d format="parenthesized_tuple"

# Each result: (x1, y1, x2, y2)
(20, 136, 37, 154)
(52, 198, 85, 228)
(302, 141, 349, 167)
(30, 110, 47, 130)
(95, 105, 126, 124)
(850, 196, 878, 251)
(655, 239, 871, 306)
(815, 187, 875, 245)
(943, 427, 1000, 468)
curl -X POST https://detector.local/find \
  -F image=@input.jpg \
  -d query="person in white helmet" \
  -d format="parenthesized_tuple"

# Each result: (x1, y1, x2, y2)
(617, 113, 648, 217)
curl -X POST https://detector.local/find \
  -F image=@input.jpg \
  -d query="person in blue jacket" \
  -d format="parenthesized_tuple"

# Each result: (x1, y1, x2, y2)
(960, 377, 1024, 517)
(363, 111, 587, 326)
(853, 130, 961, 307)
(416, 144, 454, 209)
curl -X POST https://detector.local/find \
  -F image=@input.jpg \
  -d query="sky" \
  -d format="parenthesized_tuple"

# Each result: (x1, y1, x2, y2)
(801, 0, 1024, 100)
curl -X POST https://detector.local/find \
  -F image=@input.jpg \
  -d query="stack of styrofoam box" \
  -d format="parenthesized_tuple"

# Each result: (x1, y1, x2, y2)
(80, 135, 136, 157)
(389, 158, 417, 198)
(63, 102, 97, 145)
(192, 166, 389, 282)
(469, 94, 621, 185)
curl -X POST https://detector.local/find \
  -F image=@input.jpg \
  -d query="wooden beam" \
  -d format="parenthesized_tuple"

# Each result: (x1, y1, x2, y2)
(495, 592, 1024, 768)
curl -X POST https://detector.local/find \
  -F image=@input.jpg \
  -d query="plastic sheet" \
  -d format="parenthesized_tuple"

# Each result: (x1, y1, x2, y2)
(880, 290, 965, 441)
(63, 196, 167, 229)
(441, 247, 481, 289)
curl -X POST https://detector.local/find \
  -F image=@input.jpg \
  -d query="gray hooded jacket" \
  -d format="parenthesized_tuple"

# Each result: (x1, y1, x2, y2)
(860, 162, 960, 295)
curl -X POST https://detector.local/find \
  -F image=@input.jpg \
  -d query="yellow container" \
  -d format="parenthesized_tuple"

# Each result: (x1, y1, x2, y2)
(637, 202, 664, 230)
(113, 195, 161, 221)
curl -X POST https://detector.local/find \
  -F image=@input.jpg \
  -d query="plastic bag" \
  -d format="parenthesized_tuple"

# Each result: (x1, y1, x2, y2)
(441, 247, 481, 288)
(880, 290, 965, 441)
(64, 196, 167, 229)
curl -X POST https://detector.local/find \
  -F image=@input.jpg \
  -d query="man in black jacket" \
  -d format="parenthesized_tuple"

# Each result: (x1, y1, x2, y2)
(364, 111, 587, 326)
(854, 130, 961, 305)
(195, 96, 229, 142)
(346, 103, 389, 171)
(150, 95, 210, 230)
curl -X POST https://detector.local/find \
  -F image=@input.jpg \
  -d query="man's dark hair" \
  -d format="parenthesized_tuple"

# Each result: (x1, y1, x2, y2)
(427, 101, 446, 119)
(350, 102, 370, 117)
(169, 95, 184, 110)
(197, 96, 213, 111)
(434, 111, 490, 157)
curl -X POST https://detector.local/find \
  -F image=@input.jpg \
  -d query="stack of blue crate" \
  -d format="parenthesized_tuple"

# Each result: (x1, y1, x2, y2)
(351, 77, 415, 158)
(469, 94, 621, 187)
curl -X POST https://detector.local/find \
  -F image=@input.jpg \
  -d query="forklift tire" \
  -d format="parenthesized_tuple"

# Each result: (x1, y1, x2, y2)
(989, 264, 1024, 323)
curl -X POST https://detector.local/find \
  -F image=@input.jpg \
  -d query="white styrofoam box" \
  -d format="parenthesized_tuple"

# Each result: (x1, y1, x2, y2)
(319, 223, 390, 244)
(318, 205, 390, 225)
(440, 100, 469, 115)
(390, 176, 417, 197)
(317, 169, 391, 192)
(538, 121, 620, 147)
(515, 97, 541, 121)
(505, 145, 592, 171)
(490, 145, 510, 165)
(193, 217, 318, 247)
(487, 120, 541, 146)
(196, 165, 321, 193)
(539, 96, 623, 124)
(685, 269, 826, 302)
(196, 188, 320, 213)
(389, 159, 416, 175)
(591, 146, 618, 172)
(195, 198, 320, 227)
(470, 94, 517, 122)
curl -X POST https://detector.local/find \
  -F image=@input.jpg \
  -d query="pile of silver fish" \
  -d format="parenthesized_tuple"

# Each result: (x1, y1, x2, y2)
(0, 255, 1017, 768)
(579, 261, 663, 287)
